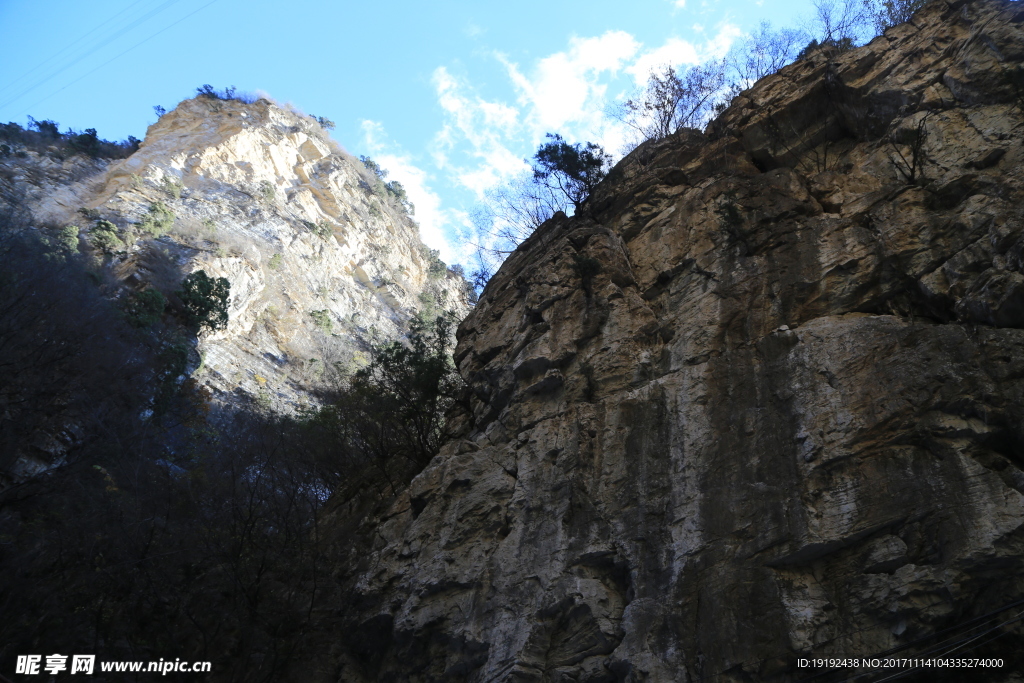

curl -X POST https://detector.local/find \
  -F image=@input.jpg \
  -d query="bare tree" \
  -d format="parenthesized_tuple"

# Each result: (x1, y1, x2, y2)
(886, 111, 932, 184)
(728, 22, 806, 86)
(474, 173, 564, 252)
(617, 61, 727, 147)
(472, 133, 609, 257)
(868, 0, 930, 34)
(808, 0, 872, 48)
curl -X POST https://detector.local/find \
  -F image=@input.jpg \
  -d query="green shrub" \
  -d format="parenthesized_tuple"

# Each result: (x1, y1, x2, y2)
(67, 128, 101, 157)
(257, 180, 275, 203)
(385, 180, 415, 215)
(0, 119, 138, 161)
(38, 225, 81, 261)
(138, 202, 175, 236)
(268, 253, 283, 271)
(56, 225, 79, 252)
(162, 177, 183, 199)
(417, 291, 437, 319)
(302, 220, 331, 239)
(423, 248, 447, 280)
(311, 311, 464, 474)
(90, 220, 124, 252)
(194, 84, 256, 103)
(360, 155, 386, 181)
(531, 133, 610, 210)
(309, 309, 333, 333)
(122, 288, 166, 328)
(176, 270, 230, 331)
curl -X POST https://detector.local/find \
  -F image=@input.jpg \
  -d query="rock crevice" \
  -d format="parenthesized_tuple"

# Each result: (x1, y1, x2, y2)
(334, 2, 1024, 681)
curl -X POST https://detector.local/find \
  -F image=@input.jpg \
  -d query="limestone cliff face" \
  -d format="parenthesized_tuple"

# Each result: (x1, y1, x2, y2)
(335, 2, 1024, 680)
(10, 96, 468, 411)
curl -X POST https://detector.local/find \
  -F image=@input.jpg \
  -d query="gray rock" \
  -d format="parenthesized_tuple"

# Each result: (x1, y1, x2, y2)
(333, 2, 1024, 680)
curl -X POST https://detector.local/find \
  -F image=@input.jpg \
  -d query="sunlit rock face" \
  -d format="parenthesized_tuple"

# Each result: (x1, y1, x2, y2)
(333, 1, 1024, 680)
(16, 96, 468, 412)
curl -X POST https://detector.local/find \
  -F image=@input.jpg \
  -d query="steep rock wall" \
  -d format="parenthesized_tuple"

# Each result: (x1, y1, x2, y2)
(334, 2, 1024, 681)
(6, 97, 467, 413)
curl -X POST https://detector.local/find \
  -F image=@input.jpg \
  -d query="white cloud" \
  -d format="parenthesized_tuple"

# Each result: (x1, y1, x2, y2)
(501, 30, 639, 135)
(360, 119, 388, 152)
(674, 0, 686, 7)
(708, 22, 744, 58)
(625, 23, 742, 85)
(626, 37, 701, 83)
(431, 67, 528, 197)
(372, 26, 748, 267)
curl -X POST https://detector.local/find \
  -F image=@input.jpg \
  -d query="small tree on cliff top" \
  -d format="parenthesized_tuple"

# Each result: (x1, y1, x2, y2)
(531, 133, 611, 211)
(618, 62, 726, 145)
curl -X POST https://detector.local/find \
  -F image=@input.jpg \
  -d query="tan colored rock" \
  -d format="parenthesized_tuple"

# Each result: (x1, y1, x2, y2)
(4, 96, 469, 412)
(334, 2, 1024, 680)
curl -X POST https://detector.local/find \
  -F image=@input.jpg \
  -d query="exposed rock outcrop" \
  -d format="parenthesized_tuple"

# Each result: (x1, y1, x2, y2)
(334, 2, 1024, 680)
(3, 96, 468, 414)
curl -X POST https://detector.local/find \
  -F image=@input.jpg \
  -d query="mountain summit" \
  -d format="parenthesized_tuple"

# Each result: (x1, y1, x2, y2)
(10, 93, 469, 415)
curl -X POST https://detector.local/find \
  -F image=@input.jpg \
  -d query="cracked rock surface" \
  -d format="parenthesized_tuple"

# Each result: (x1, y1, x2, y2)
(333, 2, 1024, 681)
(2, 96, 467, 416)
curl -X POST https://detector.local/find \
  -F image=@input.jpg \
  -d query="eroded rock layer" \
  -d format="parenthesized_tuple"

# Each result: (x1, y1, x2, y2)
(336, 2, 1024, 680)
(3, 97, 467, 414)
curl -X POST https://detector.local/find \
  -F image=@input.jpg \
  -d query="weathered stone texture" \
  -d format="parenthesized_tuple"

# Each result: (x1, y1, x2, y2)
(2, 97, 467, 414)
(336, 2, 1024, 681)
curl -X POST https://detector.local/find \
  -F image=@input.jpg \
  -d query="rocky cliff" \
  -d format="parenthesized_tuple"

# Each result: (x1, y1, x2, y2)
(333, 2, 1024, 680)
(2, 95, 468, 417)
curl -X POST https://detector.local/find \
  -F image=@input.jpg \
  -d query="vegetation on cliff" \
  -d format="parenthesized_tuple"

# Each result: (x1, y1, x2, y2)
(3, 1, 1020, 681)
(0, 117, 139, 161)
(0, 91, 471, 681)
(0, 221, 465, 681)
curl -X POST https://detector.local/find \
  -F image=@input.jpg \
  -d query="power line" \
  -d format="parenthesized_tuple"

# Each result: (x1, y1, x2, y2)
(0, 0, 193, 114)
(11, 0, 221, 118)
(0, 0, 150, 101)
(840, 608, 1024, 683)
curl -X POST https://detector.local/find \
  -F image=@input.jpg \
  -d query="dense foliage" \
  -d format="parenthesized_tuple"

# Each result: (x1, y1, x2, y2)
(531, 133, 611, 211)
(358, 155, 415, 215)
(0, 117, 139, 161)
(176, 269, 231, 332)
(194, 84, 257, 103)
(0, 205, 465, 680)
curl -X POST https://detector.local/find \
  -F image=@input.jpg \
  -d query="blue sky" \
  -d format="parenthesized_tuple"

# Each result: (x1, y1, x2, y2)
(0, 0, 816, 267)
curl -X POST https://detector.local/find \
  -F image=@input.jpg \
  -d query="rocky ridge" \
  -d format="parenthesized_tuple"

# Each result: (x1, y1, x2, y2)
(332, 2, 1024, 681)
(3, 96, 468, 415)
